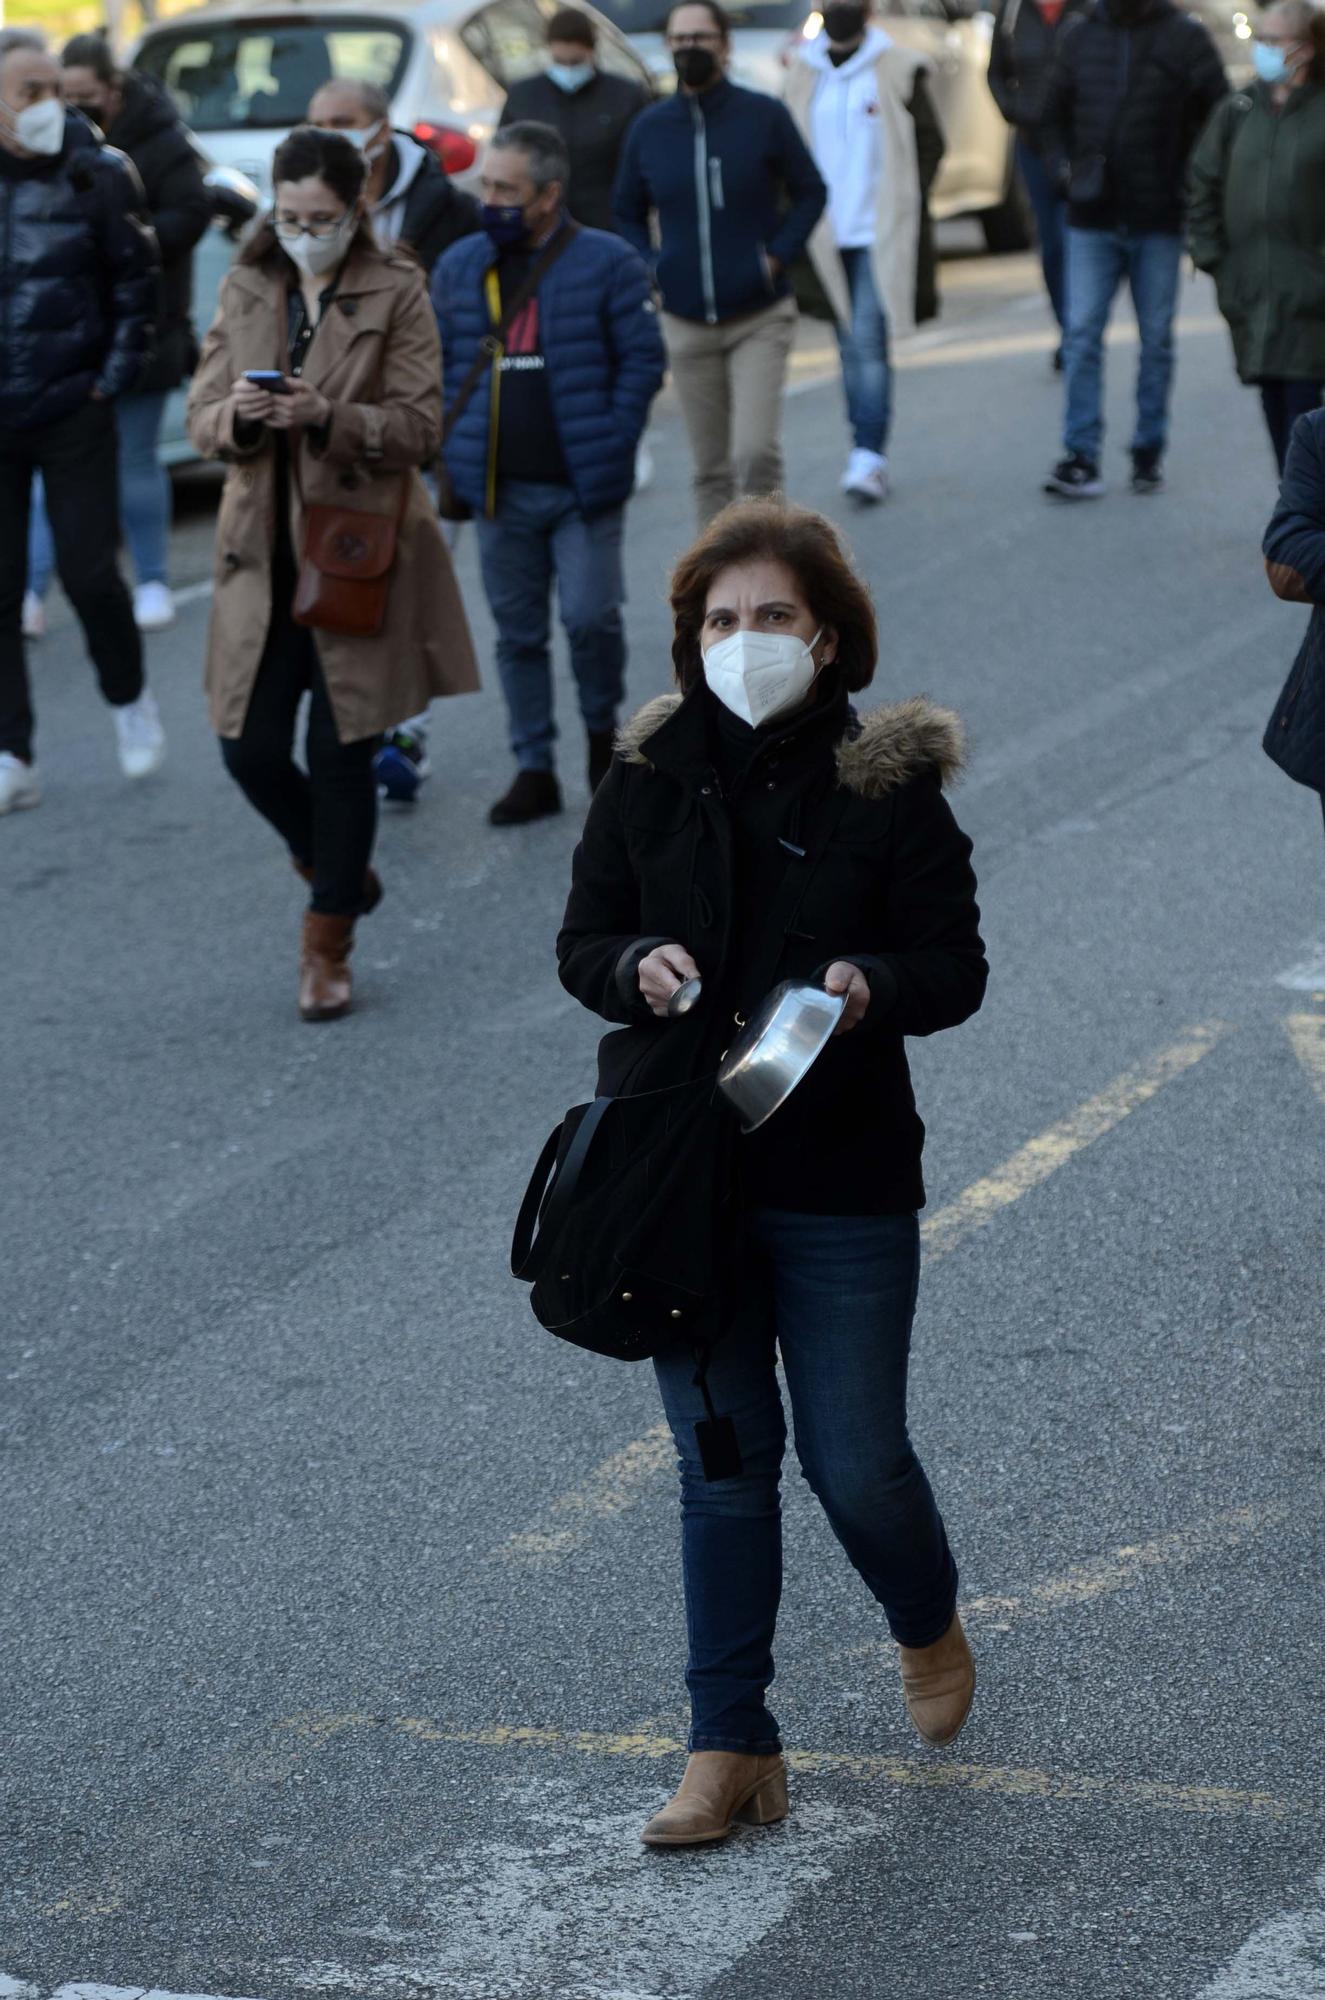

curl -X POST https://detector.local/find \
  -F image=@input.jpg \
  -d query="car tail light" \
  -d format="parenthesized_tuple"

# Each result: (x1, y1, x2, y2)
(413, 121, 478, 174)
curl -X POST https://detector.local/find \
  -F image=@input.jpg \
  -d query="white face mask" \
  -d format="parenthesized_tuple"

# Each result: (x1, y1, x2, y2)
(282, 213, 354, 279)
(344, 117, 386, 158)
(702, 625, 824, 728)
(12, 97, 65, 157)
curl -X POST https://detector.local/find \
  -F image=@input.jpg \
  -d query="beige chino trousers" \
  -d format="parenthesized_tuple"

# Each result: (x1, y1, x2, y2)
(662, 295, 799, 527)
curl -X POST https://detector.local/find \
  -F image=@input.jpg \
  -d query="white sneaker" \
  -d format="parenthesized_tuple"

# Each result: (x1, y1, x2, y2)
(841, 448, 890, 504)
(113, 688, 166, 779)
(133, 581, 176, 631)
(0, 750, 41, 814)
(22, 591, 45, 640)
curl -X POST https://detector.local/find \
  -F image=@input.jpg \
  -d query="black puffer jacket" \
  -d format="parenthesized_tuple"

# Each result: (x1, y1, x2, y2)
(500, 70, 651, 233)
(1041, 0, 1227, 233)
(557, 680, 988, 1216)
(1263, 407, 1325, 795)
(101, 71, 210, 392)
(0, 114, 158, 430)
(987, 0, 1093, 151)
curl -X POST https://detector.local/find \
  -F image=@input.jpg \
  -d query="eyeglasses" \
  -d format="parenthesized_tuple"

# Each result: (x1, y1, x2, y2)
(667, 29, 724, 45)
(273, 214, 349, 240)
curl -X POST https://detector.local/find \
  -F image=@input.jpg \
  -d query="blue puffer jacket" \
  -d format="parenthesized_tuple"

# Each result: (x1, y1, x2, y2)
(613, 80, 826, 326)
(0, 114, 158, 430)
(431, 220, 665, 519)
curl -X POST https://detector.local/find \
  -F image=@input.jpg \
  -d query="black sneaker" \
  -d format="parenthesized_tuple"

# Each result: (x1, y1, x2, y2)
(1130, 447, 1164, 494)
(587, 727, 616, 794)
(488, 768, 563, 827)
(1044, 453, 1104, 499)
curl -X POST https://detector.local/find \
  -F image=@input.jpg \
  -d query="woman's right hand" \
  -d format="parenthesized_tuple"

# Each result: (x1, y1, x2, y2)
(231, 375, 274, 426)
(638, 943, 701, 1017)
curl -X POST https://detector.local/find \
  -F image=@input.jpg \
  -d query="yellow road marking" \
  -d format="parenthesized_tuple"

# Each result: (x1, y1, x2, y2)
(920, 1021, 1231, 1259)
(277, 1713, 1312, 1822)
(1285, 1012, 1325, 1108)
(786, 315, 1223, 389)
(498, 1023, 1231, 1567)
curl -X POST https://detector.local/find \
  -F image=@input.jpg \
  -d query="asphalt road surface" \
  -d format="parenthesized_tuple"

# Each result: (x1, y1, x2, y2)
(3, 241, 1324, 2000)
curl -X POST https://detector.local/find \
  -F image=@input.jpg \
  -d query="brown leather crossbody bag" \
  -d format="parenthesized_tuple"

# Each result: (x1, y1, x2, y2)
(291, 454, 410, 640)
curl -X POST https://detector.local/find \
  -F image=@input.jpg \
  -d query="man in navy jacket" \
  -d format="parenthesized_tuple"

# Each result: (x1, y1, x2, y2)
(613, 0, 826, 524)
(432, 121, 665, 826)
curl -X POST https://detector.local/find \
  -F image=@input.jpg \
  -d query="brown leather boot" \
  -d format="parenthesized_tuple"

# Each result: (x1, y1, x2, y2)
(298, 912, 355, 1022)
(640, 1752, 788, 1848)
(899, 1611, 975, 1746)
(291, 859, 382, 916)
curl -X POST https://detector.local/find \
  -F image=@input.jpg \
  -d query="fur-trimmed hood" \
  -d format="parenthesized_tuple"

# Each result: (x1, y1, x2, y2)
(616, 693, 967, 798)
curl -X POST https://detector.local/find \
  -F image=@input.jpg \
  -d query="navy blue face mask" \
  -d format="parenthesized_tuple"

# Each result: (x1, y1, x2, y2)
(481, 203, 527, 247)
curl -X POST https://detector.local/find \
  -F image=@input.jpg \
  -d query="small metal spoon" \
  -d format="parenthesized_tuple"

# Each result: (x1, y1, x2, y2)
(667, 976, 703, 1019)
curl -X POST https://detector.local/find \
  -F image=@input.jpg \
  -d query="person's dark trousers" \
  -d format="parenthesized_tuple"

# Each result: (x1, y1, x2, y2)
(219, 588, 380, 917)
(0, 399, 143, 762)
(1016, 137, 1068, 330)
(1260, 380, 1325, 476)
(474, 480, 626, 773)
(652, 1208, 958, 1754)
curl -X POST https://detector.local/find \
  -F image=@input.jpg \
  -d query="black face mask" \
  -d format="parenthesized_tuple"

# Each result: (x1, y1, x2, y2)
(821, 2, 867, 40)
(674, 45, 719, 88)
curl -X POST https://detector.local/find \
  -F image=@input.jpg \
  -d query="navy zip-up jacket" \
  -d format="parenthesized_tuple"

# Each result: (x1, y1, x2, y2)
(612, 79, 826, 326)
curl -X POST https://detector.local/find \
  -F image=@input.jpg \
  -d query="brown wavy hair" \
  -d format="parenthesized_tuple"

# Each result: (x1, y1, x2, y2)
(669, 498, 879, 694)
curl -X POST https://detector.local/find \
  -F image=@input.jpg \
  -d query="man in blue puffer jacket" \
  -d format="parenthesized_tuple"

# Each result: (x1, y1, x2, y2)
(432, 120, 665, 826)
(613, 0, 826, 524)
(0, 29, 162, 818)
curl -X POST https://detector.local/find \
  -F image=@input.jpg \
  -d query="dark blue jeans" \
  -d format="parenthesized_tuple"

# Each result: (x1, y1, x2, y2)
(653, 1209, 958, 1754)
(474, 480, 626, 772)
(835, 247, 892, 455)
(1063, 227, 1182, 462)
(1017, 139, 1068, 331)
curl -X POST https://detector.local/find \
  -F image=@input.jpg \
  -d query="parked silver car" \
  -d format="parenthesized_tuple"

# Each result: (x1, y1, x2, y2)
(132, 0, 655, 457)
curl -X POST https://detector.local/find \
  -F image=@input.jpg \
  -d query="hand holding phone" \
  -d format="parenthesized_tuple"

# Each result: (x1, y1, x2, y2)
(243, 370, 291, 394)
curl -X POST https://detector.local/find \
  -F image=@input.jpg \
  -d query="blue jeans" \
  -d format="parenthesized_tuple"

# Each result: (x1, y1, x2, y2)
(28, 391, 170, 597)
(474, 480, 625, 772)
(835, 247, 892, 455)
(1017, 139, 1068, 330)
(653, 1209, 958, 1754)
(1063, 227, 1182, 463)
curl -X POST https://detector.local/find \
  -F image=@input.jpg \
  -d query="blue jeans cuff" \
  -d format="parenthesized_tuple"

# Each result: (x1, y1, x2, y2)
(689, 1730, 782, 1755)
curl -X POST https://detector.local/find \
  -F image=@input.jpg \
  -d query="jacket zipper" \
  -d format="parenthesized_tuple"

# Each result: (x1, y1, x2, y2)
(691, 96, 718, 326)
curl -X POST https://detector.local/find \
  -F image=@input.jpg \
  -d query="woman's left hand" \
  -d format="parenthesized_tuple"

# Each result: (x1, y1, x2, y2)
(264, 379, 331, 432)
(823, 961, 871, 1036)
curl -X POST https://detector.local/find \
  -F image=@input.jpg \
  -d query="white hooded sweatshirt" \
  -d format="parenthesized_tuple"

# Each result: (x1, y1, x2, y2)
(805, 24, 895, 250)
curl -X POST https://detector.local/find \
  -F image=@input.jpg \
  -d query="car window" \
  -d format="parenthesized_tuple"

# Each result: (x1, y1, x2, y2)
(589, 0, 810, 28)
(135, 17, 411, 129)
(461, 0, 552, 86)
(882, 0, 949, 17)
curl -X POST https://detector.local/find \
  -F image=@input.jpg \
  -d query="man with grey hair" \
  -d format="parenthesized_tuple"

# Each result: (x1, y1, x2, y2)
(431, 120, 665, 824)
(0, 26, 161, 816)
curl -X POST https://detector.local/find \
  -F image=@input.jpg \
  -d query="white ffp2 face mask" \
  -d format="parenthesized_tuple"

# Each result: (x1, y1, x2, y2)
(702, 625, 824, 728)
(13, 98, 65, 157)
(282, 214, 353, 280)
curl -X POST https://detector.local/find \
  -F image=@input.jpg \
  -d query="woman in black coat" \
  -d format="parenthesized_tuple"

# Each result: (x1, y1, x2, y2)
(1263, 405, 1325, 828)
(557, 499, 988, 1847)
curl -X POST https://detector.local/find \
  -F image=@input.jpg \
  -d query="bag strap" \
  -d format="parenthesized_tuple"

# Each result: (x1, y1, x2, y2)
(442, 220, 581, 445)
(511, 1092, 613, 1282)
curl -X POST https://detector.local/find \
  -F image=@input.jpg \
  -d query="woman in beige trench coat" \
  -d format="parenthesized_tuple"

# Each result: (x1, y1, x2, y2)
(187, 125, 478, 1023)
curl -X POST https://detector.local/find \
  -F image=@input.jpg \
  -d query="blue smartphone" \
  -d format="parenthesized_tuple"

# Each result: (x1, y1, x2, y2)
(243, 370, 291, 394)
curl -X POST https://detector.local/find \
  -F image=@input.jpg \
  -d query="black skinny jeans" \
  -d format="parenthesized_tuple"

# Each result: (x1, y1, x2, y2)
(220, 577, 380, 917)
(0, 399, 143, 762)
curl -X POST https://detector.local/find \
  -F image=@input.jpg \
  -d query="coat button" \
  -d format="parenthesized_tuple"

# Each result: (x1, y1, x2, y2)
(700, 785, 712, 796)
(223, 553, 240, 570)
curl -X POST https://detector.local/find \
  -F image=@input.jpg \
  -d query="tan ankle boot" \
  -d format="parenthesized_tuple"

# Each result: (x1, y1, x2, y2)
(298, 912, 355, 1022)
(640, 1752, 788, 1847)
(899, 1611, 975, 1746)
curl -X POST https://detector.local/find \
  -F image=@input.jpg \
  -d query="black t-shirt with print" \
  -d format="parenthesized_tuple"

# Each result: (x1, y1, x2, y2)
(494, 244, 570, 488)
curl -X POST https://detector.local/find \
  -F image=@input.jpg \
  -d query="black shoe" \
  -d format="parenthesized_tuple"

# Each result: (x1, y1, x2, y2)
(488, 768, 563, 827)
(587, 727, 616, 794)
(1130, 447, 1164, 494)
(1044, 452, 1104, 499)
(1052, 344, 1064, 374)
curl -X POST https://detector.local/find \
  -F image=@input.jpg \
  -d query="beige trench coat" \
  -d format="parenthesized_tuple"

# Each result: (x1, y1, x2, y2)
(784, 43, 927, 342)
(186, 236, 479, 743)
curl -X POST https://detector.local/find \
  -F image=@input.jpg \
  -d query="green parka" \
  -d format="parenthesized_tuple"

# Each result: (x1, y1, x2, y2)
(1188, 80, 1325, 383)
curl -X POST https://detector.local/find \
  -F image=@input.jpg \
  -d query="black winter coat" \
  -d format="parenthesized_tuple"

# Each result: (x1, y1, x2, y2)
(389, 144, 481, 273)
(557, 682, 988, 1215)
(1041, 0, 1227, 234)
(987, 0, 1093, 151)
(0, 115, 158, 431)
(499, 70, 651, 233)
(1262, 407, 1325, 795)
(102, 72, 210, 392)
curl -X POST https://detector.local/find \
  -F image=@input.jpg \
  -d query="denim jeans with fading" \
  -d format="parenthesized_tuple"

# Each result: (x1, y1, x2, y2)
(835, 247, 892, 457)
(652, 1208, 958, 1755)
(1062, 226, 1182, 463)
(474, 480, 626, 772)
(28, 390, 171, 597)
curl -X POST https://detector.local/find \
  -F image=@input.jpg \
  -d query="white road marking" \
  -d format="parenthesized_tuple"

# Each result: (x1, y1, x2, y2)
(1196, 1867, 1325, 1998)
(0, 1982, 266, 2000)
(1275, 945, 1325, 993)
